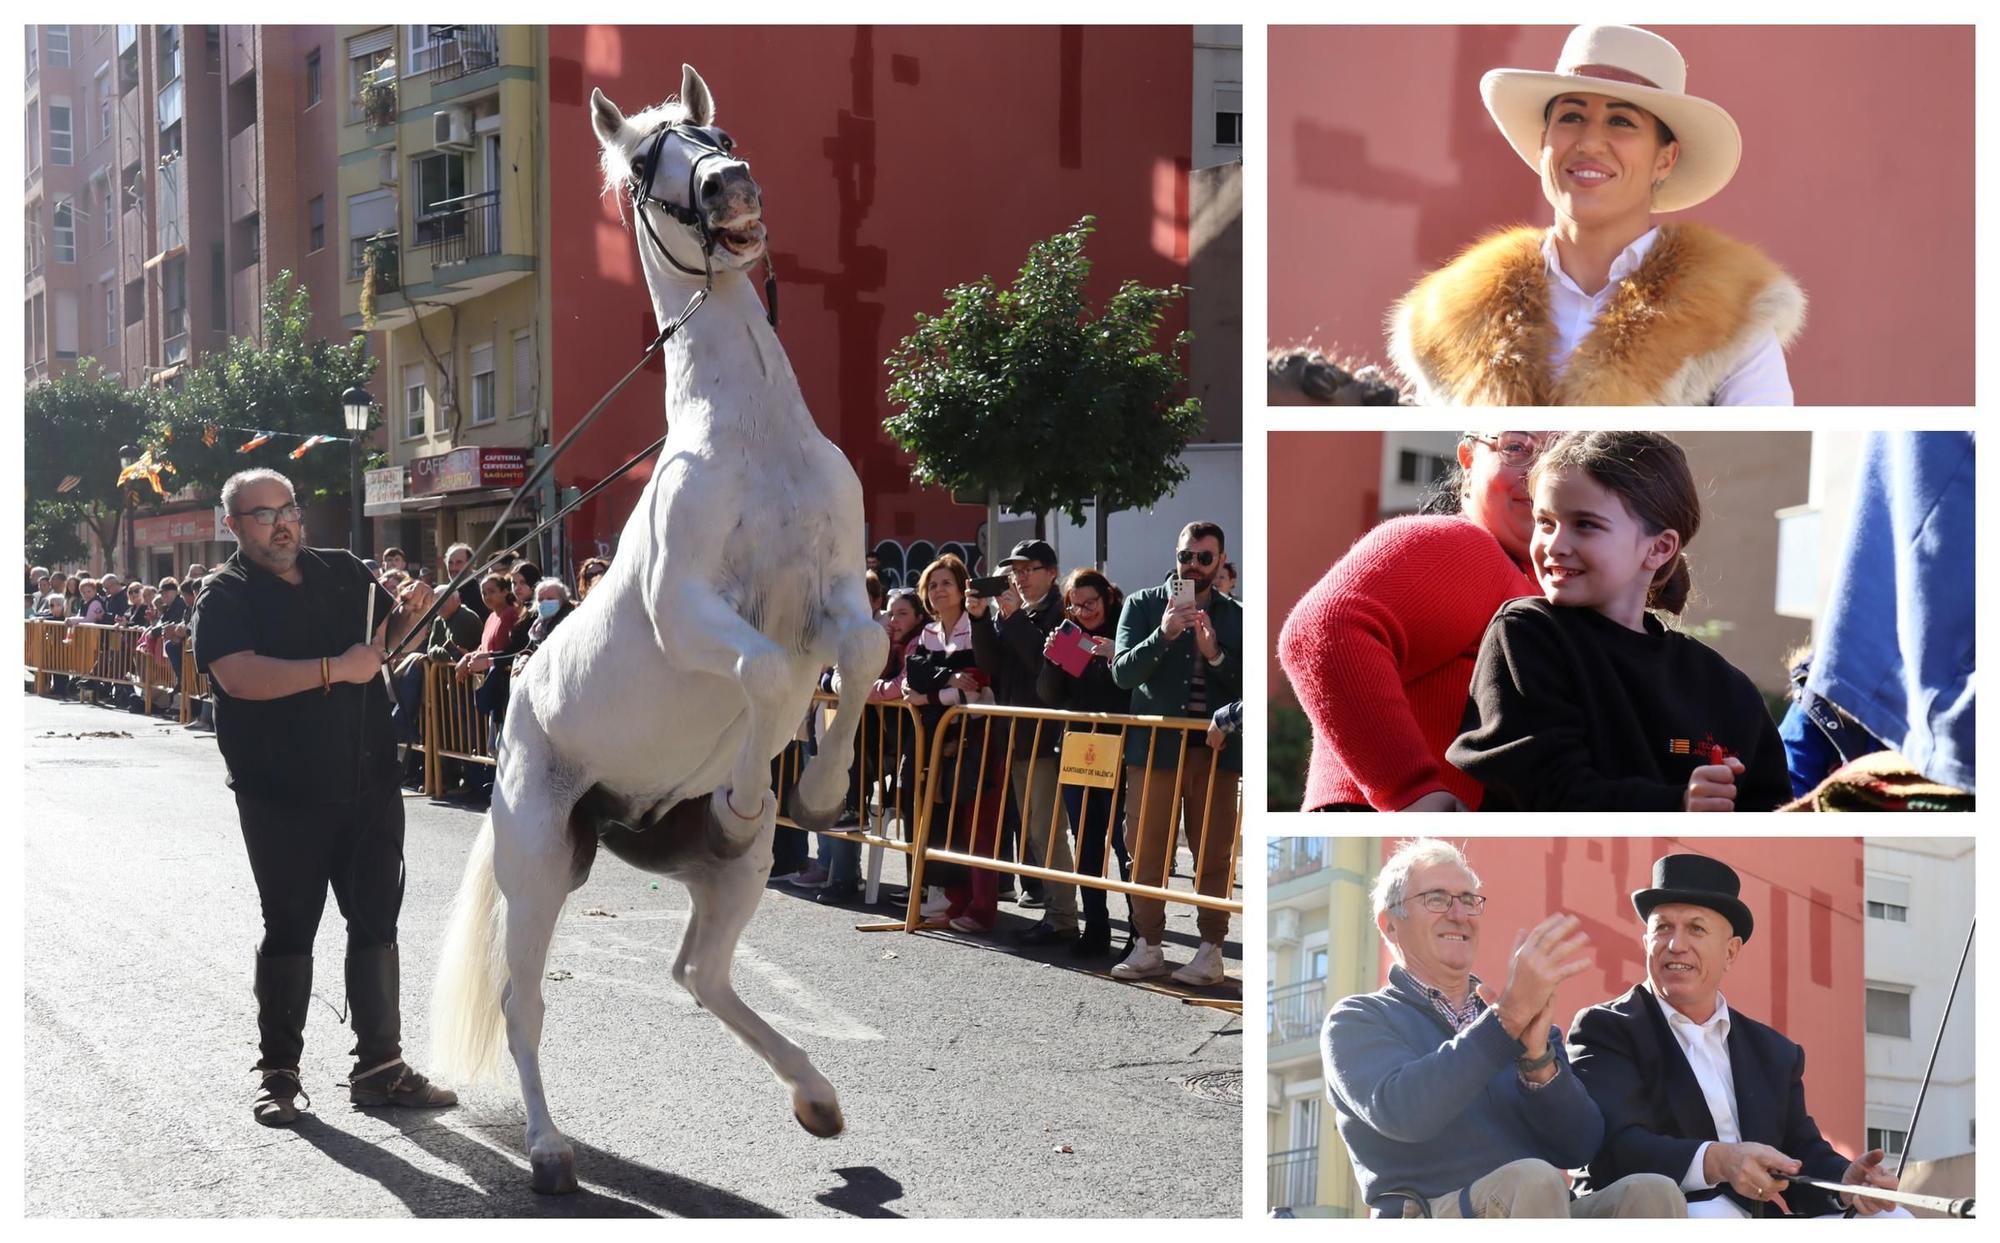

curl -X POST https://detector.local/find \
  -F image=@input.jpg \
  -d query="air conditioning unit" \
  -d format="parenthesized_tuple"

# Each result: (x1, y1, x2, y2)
(432, 107, 473, 151)
(378, 151, 398, 185)
(1271, 908, 1301, 948)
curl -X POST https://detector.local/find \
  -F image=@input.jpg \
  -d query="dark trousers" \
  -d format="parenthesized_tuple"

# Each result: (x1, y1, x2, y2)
(235, 783, 406, 958)
(1063, 779, 1130, 930)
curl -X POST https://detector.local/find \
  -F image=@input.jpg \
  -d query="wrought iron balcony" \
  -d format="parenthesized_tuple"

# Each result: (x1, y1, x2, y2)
(1269, 977, 1326, 1044)
(425, 26, 499, 85)
(352, 231, 401, 292)
(1268, 1146, 1319, 1210)
(425, 190, 500, 267)
(1268, 837, 1330, 884)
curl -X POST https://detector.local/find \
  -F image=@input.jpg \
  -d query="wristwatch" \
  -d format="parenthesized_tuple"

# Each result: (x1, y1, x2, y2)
(1516, 1044, 1558, 1074)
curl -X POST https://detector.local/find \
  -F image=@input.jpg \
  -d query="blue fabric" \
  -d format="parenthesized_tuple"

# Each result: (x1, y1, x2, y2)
(1806, 432, 1975, 792)
(1322, 965, 1603, 1208)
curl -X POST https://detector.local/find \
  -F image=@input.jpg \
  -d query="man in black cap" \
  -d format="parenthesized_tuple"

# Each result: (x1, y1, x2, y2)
(191, 467, 457, 1127)
(967, 537, 1078, 944)
(1568, 853, 1906, 1218)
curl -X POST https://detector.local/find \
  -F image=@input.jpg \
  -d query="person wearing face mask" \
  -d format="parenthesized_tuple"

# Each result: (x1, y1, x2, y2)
(1323, 838, 1683, 1218)
(1568, 854, 1908, 1217)
(515, 579, 576, 666)
(1278, 432, 1544, 811)
(1388, 25, 1802, 406)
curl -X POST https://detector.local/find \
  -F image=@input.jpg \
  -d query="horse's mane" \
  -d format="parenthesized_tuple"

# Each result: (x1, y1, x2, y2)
(598, 97, 695, 222)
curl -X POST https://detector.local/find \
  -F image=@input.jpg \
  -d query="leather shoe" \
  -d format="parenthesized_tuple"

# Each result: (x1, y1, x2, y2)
(1013, 921, 1078, 947)
(348, 1059, 458, 1109)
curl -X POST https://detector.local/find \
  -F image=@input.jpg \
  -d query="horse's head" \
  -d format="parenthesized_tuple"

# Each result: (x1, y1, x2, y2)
(592, 66, 766, 276)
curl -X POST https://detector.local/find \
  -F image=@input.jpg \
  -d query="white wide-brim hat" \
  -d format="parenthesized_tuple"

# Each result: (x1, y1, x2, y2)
(1480, 24, 1741, 213)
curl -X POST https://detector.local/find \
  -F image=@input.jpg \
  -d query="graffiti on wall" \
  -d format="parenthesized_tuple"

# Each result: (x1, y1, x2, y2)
(869, 537, 984, 589)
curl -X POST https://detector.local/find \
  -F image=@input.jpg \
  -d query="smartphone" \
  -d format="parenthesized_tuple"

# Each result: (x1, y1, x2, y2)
(1170, 574, 1195, 610)
(968, 575, 1012, 597)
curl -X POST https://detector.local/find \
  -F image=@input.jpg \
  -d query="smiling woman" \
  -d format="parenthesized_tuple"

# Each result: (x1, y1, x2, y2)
(1387, 25, 1806, 406)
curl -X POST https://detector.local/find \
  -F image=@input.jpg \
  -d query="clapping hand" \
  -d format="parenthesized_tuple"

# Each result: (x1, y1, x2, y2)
(1493, 913, 1593, 1040)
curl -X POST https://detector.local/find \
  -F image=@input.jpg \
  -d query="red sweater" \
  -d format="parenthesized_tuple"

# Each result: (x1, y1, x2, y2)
(1277, 514, 1536, 810)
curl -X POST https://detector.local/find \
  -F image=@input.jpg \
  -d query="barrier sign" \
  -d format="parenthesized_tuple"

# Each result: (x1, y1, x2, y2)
(1058, 731, 1121, 789)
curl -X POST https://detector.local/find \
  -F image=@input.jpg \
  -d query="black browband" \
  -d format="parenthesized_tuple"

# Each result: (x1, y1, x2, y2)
(626, 121, 778, 328)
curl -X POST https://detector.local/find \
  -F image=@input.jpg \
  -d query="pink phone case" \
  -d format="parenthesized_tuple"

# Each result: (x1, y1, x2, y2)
(1047, 625, 1095, 676)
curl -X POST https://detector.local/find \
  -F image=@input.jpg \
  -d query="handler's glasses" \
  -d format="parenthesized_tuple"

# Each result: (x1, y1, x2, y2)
(1407, 888, 1487, 915)
(233, 503, 303, 526)
(1462, 432, 1545, 468)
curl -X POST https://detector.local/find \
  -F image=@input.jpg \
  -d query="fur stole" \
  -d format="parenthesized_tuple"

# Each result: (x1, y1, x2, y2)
(1388, 223, 1806, 405)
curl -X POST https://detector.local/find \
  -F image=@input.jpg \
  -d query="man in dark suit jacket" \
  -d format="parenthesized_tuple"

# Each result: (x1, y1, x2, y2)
(1569, 854, 1906, 1218)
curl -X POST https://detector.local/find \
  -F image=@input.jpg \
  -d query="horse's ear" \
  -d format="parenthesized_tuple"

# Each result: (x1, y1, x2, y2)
(680, 64, 715, 126)
(590, 87, 627, 149)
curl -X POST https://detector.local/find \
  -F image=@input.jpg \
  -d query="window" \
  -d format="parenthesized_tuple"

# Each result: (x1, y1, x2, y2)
(52, 201, 75, 263)
(26, 201, 44, 271)
(162, 255, 188, 343)
(1397, 448, 1450, 487)
(26, 101, 42, 175)
(307, 196, 325, 252)
(1867, 1127, 1908, 1160)
(412, 151, 466, 243)
(512, 328, 535, 416)
(104, 283, 116, 345)
(26, 28, 37, 78)
(53, 289, 79, 358)
(47, 25, 69, 67)
(1866, 874, 1910, 923)
(346, 29, 395, 124)
(96, 66, 113, 145)
(347, 188, 397, 278)
(469, 343, 495, 426)
(49, 103, 73, 166)
(402, 363, 427, 440)
(1865, 985, 1912, 1038)
(98, 173, 113, 246)
(1214, 83, 1243, 147)
(304, 49, 321, 107)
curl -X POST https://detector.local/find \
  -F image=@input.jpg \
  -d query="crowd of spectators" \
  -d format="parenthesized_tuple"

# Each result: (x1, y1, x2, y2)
(26, 559, 207, 714)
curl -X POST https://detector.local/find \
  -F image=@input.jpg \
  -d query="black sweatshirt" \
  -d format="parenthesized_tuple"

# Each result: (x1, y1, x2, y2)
(1446, 598, 1790, 812)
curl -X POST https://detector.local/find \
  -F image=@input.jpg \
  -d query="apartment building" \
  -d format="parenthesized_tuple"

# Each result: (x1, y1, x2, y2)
(334, 25, 550, 570)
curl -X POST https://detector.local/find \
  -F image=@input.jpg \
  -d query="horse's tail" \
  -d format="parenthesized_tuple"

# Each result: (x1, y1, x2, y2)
(430, 818, 509, 1085)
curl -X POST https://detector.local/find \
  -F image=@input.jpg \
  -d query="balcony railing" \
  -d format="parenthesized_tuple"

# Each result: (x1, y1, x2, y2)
(1269, 977, 1327, 1044)
(425, 189, 499, 266)
(352, 231, 401, 292)
(426, 26, 499, 84)
(1268, 1147, 1319, 1211)
(1268, 837, 1330, 884)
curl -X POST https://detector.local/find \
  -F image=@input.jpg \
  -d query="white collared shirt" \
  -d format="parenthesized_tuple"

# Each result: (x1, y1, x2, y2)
(1664, 992, 1750, 1217)
(1541, 229, 1794, 406)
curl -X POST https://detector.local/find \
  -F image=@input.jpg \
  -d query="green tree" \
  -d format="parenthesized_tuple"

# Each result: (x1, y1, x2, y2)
(883, 217, 1202, 560)
(22, 360, 160, 567)
(26, 498, 93, 568)
(149, 272, 378, 506)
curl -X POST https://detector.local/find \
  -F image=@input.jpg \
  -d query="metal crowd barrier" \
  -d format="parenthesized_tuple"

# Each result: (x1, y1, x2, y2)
(421, 658, 496, 791)
(907, 703, 1244, 959)
(23, 619, 187, 716)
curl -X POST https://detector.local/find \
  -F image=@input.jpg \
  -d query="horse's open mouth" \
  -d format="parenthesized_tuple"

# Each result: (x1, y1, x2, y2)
(716, 221, 766, 256)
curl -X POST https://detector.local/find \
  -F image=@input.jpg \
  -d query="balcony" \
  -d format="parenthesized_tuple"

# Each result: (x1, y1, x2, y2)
(120, 204, 147, 272)
(228, 124, 260, 221)
(1269, 837, 1330, 885)
(117, 90, 145, 168)
(425, 190, 500, 267)
(163, 307, 189, 365)
(1269, 977, 1327, 1045)
(1268, 1147, 1319, 1211)
(230, 262, 260, 341)
(224, 25, 256, 84)
(352, 231, 401, 290)
(153, 162, 188, 256)
(424, 26, 499, 85)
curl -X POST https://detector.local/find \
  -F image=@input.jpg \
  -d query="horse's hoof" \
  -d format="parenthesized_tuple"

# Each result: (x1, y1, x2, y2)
(529, 1149, 579, 1195)
(794, 1095, 845, 1138)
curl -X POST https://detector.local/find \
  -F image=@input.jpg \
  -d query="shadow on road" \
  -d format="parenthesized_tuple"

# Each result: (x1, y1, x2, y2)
(814, 1165, 906, 1217)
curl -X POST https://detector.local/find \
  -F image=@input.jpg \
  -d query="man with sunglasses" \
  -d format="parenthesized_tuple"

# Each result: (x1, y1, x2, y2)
(1108, 520, 1243, 985)
(191, 468, 457, 1128)
(1321, 838, 1684, 1218)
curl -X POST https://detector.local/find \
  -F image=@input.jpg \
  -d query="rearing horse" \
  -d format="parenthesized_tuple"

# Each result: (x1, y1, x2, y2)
(430, 65, 886, 1195)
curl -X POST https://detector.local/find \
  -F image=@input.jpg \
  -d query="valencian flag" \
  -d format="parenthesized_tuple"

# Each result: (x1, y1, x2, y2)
(202, 424, 219, 447)
(116, 449, 176, 498)
(55, 474, 83, 494)
(289, 434, 337, 460)
(237, 431, 273, 453)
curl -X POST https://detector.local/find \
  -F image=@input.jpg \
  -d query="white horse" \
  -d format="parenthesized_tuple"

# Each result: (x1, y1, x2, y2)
(430, 66, 886, 1195)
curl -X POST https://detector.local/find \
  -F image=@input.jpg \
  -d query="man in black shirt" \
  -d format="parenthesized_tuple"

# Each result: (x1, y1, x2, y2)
(191, 468, 457, 1126)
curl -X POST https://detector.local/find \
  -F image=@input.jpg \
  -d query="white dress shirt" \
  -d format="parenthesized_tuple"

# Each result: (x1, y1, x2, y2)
(1663, 993, 1751, 1218)
(1541, 229, 1795, 406)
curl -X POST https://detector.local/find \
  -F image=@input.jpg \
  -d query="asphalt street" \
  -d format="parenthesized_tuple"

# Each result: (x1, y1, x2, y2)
(22, 691, 1244, 1218)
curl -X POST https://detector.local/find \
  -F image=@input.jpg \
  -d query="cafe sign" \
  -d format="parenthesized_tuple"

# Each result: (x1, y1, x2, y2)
(407, 446, 531, 498)
(132, 508, 218, 547)
(363, 466, 405, 517)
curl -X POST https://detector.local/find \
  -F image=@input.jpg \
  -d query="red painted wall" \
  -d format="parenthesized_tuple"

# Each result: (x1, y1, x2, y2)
(1270, 26, 1974, 405)
(1375, 836, 1866, 1158)
(547, 26, 1193, 558)
(1267, 430, 1381, 704)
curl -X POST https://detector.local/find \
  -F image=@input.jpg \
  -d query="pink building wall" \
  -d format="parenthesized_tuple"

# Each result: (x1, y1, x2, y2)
(1267, 430, 1380, 704)
(1373, 836, 1866, 1158)
(1270, 26, 1974, 405)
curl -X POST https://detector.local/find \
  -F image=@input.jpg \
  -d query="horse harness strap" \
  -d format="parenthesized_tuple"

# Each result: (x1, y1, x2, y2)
(627, 121, 778, 328)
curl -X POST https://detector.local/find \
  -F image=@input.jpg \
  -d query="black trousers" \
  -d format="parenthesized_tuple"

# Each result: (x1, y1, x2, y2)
(235, 783, 406, 957)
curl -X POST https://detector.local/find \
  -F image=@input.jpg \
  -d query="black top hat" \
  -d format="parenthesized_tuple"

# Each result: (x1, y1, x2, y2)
(1632, 853, 1754, 942)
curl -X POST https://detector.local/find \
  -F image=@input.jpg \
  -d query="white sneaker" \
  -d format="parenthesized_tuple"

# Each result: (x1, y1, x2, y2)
(1171, 942, 1227, 987)
(919, 886, 951, 917)
(1110, 937, 1168, 980)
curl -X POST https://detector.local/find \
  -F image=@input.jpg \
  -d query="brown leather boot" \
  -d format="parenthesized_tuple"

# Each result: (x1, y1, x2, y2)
(252, 1068, 310, 1127)
(345, 943, 458, 1109)
(251, 952, 313, 1126)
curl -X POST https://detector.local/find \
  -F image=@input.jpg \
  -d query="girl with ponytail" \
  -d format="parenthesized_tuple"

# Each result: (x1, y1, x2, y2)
(1447, 431, 1789, 811)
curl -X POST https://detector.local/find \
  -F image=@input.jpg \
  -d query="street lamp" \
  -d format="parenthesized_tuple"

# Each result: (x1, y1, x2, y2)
(341, 387, 374, 557)
(118, 445, 140, 577)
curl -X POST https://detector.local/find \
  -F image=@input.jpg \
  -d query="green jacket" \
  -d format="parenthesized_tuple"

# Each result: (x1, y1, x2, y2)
(1111, 581, 1242, 772)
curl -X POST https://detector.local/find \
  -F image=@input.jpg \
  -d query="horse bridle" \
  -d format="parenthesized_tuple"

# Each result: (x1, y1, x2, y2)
(626, 121, 778, 327)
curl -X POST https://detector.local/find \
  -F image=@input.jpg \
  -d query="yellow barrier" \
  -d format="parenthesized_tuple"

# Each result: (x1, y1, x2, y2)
(179, 644, 209, 725)
(907, 702, 1244, 947)
(422, 658, 496, 793)
(23, 619, 187, 715)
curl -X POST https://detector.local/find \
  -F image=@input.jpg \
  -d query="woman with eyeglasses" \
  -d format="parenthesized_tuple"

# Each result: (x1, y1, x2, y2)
(1278, 432, 1545, 811)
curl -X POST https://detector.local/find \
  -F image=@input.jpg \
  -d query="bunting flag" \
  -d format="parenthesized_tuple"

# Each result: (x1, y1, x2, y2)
(116, 450, 177, 498)
(55, 474, 83, 494)
(289, 434, 337, 460)
(237, 431, 273, 453)
(201, 424, 219, 447)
